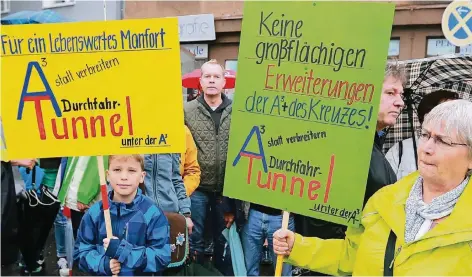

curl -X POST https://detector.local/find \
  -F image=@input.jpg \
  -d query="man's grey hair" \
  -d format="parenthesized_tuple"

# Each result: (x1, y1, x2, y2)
(423, 99, 472, 159)
(384, 61, 407, 84)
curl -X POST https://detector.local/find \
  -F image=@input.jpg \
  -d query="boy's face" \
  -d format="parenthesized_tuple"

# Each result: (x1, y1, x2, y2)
(107, 157, 145, 199)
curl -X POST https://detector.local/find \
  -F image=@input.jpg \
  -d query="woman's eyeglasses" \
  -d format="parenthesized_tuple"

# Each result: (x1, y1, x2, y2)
(419, 130, 468, 148)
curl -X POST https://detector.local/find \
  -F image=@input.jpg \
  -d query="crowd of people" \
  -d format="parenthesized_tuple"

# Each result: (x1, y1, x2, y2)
(2, 59, 471, 276)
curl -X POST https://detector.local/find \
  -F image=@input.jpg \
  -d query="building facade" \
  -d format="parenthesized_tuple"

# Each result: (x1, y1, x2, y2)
(1, 0, 123, 22)
(124, 0, 472, 72)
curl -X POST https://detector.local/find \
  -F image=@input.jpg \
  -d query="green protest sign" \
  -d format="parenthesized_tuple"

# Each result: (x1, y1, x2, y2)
(223, 1, 395, 227)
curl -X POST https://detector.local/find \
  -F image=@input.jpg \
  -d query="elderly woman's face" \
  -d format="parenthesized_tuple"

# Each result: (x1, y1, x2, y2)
(418, 123, 472, 184)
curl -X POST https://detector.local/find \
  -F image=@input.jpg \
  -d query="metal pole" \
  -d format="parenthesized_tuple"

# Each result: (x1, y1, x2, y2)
(103, 0, 107, 21)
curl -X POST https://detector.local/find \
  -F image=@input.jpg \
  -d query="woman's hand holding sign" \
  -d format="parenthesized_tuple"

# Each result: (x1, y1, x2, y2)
(273, 229, 295, 256)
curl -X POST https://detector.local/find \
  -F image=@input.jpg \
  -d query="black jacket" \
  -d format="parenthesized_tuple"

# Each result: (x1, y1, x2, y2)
(363, 134, 397, 205)
(1, 161, 19, 266)
(295, 133, 397, 245)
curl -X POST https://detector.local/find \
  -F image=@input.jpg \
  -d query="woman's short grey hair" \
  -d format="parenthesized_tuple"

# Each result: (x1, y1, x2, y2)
(423, 99, 472, 158)
(385, 61, 407, 84)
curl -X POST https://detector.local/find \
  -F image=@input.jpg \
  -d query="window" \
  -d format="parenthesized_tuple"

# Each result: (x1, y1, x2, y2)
(426, 37, 472, 56)
(460, 44, 472, 54)
(424, 37, 472, 57)
(426, 38, 457, 57)
(1, 0, 10, 14)
(388, 39, 400, 59)
(42, 0, 75, 9)
(225, 60, 238, 72)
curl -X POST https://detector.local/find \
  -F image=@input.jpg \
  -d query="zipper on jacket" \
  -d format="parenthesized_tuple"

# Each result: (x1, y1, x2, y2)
(201, 106, 224, 192)
(120, 222, 128, 241)
(215, 110, 228, 192)
(125, 223, 129, 241)
(362, 211, 378, 219)
(389, 246, 402, 269)
(208, 111, 220, 192)
(215, 131, 220, 192)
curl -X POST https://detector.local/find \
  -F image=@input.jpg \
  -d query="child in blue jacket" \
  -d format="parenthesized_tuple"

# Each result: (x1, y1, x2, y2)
(73, 154, 171, 275)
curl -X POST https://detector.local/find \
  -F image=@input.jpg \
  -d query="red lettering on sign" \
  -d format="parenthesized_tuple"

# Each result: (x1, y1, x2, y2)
(46, 97, 134, 140)
(243, 152, 336, 200)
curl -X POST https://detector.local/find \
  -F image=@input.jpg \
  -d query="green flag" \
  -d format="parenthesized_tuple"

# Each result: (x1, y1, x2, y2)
(58, 156, 108, 210)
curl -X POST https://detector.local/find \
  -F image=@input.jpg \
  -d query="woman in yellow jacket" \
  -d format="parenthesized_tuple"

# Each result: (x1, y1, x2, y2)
(180, 125, 201, 196)
(274, 100, 472, 276)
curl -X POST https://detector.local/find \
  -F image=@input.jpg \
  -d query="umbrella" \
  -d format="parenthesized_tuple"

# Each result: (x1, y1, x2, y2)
(1, 10, 71, 25)
(182, 69, 236, 89)
(382, 54, 472, 155)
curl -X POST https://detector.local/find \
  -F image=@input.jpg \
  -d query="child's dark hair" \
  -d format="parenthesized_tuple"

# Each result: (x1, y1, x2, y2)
(417, 90, 459, 124)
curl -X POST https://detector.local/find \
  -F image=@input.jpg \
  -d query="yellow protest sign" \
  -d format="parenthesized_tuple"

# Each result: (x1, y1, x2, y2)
(1, 18, 185, 159)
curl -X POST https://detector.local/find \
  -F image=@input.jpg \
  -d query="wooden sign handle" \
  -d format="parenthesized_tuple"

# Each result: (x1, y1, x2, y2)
(97, 156, 113, 238)
(274, 211, 290, 277)
(97, 156, 118, 276)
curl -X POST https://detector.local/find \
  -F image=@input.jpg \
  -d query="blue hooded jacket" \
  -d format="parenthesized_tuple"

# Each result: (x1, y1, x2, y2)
(73, 189, 171, 276)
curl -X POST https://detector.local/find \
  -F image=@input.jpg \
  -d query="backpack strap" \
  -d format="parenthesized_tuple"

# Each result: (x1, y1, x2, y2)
(384, 230, 397, 276)
(412, 135, 419, 170)
(398, 140, 403, 165)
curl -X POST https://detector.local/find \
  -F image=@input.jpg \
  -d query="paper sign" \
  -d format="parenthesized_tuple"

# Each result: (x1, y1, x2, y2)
(1, 18, 185, 159)
(223, 1, 395, 227)
(178, 14, 216, 42)
(182, 43, 209, 59)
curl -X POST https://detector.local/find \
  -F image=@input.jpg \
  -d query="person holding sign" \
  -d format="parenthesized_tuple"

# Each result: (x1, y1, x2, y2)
(274, 100, 472, 275)
(74, 155, 171, 275)
(292, 62, 405, 276)
(185, 59, 236, 276)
